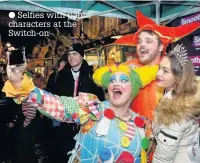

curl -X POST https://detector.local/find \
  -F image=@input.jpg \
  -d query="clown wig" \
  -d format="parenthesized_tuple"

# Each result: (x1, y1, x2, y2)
(93, 64, 158, 99)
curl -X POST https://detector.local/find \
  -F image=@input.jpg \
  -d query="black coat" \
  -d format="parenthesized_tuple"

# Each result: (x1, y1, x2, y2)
(52, 60, 105, 161)
(46, 70, 58, 94)
(55, 59, 105, 101)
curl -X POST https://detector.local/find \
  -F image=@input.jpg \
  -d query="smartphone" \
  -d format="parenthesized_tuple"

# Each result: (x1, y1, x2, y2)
(9, 47, 25, 65)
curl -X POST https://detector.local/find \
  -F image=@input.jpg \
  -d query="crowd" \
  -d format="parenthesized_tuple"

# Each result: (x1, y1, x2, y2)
(1, 10, 200, 163)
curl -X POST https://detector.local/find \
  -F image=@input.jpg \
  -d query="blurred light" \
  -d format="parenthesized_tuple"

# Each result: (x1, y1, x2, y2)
(6, 42, 11, 47)
(111, 35, 123, 39)
(111, 53, 115, 58)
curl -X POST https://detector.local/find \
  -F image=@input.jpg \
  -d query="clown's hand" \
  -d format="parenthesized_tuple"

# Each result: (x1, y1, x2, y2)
(6, 50, 27, 84)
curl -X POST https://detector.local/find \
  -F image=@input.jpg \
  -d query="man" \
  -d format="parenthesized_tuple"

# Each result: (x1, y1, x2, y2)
(33, 73, 46, 89)
(132, 30, 163, 66)
(54, 43, 105, 162)
(126, 30, 164, 121)
(115, 10, 200, 121)
(46, 54, 67, 94)
(56, 43, 105, 100)
(44, 55, 67, 163)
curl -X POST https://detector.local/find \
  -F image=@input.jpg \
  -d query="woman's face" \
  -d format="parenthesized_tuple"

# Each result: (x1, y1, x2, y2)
(156, 57, 176, 91)
(108, 72, 132, 107)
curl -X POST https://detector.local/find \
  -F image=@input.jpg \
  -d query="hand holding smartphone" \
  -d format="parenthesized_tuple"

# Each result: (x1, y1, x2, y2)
(9, 47, 26, 65)
(6, 47, 27, 84)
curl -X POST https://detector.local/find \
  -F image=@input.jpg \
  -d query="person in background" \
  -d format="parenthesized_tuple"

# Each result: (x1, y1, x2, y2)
(46, 54, 67, 94)
(32, 73, 46, 143)
(0, 95, 21, 163)
(44, 54, 67, 163)
(53, 43, 105, 162)
(1, 48, 38, 163)
(33, 73, 46, 89)
(0, 72, 17, 163)
(152, 44, 200, 163)
(56, 43, 105, 99)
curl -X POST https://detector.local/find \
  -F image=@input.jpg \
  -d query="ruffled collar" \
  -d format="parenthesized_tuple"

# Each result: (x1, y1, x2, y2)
(2, 73, 35, 103)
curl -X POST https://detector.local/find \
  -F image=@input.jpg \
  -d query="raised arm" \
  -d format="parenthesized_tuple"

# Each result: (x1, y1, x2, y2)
(25, 86, 101, 124)
(2, 53, 102, 125)
(3, 76, 102, 125)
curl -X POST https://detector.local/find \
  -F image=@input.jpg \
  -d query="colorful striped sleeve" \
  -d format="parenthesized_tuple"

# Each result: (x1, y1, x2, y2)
(22, 101, 37, 127)
(25, 87, 103, 124)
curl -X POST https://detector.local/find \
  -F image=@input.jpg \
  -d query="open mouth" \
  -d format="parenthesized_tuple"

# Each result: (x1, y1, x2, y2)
(156, 78, 163, 82)
(139, 49, 149, 56)
(113, 88, 122, 99)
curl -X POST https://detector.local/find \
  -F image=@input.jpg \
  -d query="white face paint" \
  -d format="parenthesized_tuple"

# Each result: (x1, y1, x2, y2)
(108, 72, 132, 108)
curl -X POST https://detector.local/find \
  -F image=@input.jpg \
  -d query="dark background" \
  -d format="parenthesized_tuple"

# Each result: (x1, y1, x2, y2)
(169, 12, 200, 76)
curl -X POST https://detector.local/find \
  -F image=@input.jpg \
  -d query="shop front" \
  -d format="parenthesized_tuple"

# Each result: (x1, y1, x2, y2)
(100, 44, 137, 65)
(27, 57, 57, 78)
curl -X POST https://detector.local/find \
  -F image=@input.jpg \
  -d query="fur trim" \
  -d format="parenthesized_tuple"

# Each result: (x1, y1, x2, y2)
(154, 80, 200, 126)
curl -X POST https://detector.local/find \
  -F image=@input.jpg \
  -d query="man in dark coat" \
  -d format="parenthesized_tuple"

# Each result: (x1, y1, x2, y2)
(46, 54, 67, 94)
(56, 43, 104, 100)
(54, 43, 105, 162)
(44, 54, 67, 163)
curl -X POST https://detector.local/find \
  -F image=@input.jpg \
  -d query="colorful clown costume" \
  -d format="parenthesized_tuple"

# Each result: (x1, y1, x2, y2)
(2, 64, 158, 163)
(2, 85, 148, 162)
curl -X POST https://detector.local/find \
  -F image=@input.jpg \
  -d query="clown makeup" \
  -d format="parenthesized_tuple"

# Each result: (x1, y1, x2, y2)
(109, 74, 130, 83)
(108, 72, 132, 108)
(137, 31, 164, 65)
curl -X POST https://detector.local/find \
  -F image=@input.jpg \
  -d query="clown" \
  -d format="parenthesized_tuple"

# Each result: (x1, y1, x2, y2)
(3, 54, 158, 162)
(115, 11, 200, 121)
